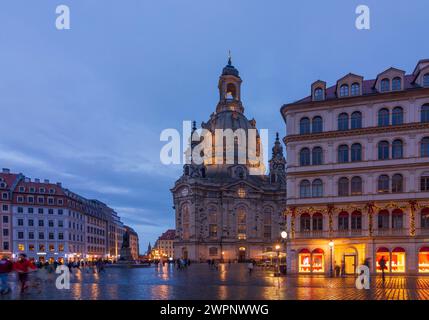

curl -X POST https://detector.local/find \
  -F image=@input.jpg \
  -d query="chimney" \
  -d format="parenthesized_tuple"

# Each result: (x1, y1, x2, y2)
(56, 182, 62, 187)
(35, 178, 40, 183)
(24, 177, 30, 183)
(2, 168, 10, 173)
(44, 179, 49, 183)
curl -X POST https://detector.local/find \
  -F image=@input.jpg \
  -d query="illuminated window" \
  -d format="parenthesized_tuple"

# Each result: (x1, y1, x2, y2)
(59, 244, 64, 252)
(391, 247, 405, 273)
(18, 244, 24, 251)
(311, 248, 325, 273)
(237, 208, 247, 240)
(298, 249, 311, 273)
(419, 247, 429, 273)
(209, 224, 217, 238)
(29, 244, 34, 251)
(237, 188, 246, 198)
(376, 247, 390, 273)
(49, 244, 55, 252)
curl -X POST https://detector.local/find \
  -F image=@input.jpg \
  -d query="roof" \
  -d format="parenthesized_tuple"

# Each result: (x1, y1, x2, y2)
(0, 172, 21, 189)
(294, 74, 417, 104)
(159, 229, 175, 240)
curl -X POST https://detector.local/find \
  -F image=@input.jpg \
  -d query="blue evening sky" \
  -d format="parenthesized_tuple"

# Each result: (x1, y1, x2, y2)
(0, 0, 428, 251)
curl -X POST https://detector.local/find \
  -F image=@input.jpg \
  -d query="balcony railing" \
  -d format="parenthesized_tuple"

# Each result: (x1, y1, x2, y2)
(374, 228, 409, 237)
(293, 228, 409, 239)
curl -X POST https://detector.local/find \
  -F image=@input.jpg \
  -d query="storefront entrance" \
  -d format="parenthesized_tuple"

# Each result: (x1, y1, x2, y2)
(344, 255, 356, 274)
(238, 247, 246, 262)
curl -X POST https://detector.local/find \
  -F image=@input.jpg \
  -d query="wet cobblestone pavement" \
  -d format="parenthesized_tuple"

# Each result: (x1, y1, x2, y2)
(1, 263, 429, 300)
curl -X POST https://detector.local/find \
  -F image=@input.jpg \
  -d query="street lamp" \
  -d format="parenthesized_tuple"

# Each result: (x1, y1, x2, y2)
(281, 231, 287, 275)
(328, 241, 334, 277)
(275, 244, 281, 276)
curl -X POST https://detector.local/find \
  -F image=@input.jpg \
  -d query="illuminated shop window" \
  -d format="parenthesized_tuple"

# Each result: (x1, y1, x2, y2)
(311, 248, 325, 273)
(391, 247, 405, 273)
(18, 244, 24, 251)
(419, 247, 429, 273)
(376, 247, 390, 273)
(298, 249, 311, 273)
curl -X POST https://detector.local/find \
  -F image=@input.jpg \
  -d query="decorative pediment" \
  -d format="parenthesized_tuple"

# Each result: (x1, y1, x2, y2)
(374, 67, 405, 92)
(311, 80, 326, 101)
(335, 73, 363, 97)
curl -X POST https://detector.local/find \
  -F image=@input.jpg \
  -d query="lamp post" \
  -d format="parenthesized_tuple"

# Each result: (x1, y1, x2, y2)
(275, 244, 281, 276)
(281, 231, 287, 275)
(328, 241, 334, 277)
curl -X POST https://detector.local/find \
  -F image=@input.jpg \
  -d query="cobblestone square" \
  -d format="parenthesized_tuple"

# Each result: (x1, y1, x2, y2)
(1, 264, 429, 300)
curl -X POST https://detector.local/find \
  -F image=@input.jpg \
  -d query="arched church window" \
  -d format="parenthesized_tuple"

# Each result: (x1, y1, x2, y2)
(237, 207, 247, 240)
(182, 204, 190, 240)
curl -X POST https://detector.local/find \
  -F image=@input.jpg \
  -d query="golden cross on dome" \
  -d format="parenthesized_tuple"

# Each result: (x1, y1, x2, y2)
(228, 50, 232, 65)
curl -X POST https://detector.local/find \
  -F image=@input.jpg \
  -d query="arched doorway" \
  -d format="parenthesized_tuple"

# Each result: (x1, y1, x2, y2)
(343, 247, 357, 275)
(238, 247, 246, 262)
(181, 247, 188, 260)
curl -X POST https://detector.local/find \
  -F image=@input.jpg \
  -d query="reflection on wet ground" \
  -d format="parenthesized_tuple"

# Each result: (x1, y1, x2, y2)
(1, 263, 428, 300)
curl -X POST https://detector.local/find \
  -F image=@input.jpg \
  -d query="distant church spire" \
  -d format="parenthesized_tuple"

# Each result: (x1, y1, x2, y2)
(228, 50, 232, 66)
(269, 132, 286, 184)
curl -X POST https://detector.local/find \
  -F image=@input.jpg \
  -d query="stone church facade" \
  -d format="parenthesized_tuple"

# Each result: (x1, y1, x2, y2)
(171, 59, 286, 262)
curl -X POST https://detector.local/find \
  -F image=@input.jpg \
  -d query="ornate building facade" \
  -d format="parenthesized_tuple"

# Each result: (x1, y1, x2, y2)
(172, 60, 286, 262)
(281, 59, 429, 275)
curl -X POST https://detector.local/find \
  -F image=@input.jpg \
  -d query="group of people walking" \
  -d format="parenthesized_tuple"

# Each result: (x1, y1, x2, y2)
(0, 254, 108, 296)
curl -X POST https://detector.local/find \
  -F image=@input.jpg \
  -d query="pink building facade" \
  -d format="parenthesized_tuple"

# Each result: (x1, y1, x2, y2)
(281, 59, 429, 275)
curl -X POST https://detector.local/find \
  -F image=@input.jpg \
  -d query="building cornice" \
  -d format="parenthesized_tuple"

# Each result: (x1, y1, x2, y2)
(280, 87, 429, 123)
(284, 122, 429, 144)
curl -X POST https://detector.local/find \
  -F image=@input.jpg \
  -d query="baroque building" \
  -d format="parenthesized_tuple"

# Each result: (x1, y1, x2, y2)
(171, 59, 286, 262)
(281, 59, 429, 275)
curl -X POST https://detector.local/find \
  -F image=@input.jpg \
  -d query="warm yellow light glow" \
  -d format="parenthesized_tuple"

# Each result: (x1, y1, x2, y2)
(275, 244, 280, 250)
(281, 231, 287, 239)
(328, 241, 334, 247)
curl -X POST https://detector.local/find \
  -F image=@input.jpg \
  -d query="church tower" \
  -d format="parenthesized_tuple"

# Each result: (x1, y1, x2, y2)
(216, 56, 244, 114)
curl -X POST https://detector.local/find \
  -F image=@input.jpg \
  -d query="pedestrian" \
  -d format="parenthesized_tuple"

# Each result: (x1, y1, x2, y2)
(13, 254, 36, 294)
(340, 260, 345, 277)
(247, 261, 254, 275)
(379, 256, 387, 283)
(0, 256, 13, 295)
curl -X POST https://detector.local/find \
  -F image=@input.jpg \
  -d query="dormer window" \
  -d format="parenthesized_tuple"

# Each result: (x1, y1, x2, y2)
(392, 77, 402, 91)
(380, 78, 390, 92)
(351, 83, 360, 96)
(314, 88, 323, 101)
(339, 84, 349, 97)
(424, 74, 429, 87)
